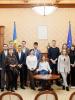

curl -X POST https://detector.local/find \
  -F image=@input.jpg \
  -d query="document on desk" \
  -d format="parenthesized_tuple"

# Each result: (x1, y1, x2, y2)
(41, 74, 52, 79)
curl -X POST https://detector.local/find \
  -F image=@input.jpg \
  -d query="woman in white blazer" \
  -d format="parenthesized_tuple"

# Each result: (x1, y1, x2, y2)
(58, 49, 70, 91)
(26, 49, 38, 90)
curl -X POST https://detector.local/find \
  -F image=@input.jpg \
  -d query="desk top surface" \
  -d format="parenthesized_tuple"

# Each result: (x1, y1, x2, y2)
(33, 74, 60, 80)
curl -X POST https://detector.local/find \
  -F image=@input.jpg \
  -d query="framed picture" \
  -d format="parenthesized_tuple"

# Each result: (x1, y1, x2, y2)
(38, 25, 48, 39)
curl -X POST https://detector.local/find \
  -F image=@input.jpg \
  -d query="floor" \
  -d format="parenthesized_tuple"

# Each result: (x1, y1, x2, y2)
(0, 85, 75, 100)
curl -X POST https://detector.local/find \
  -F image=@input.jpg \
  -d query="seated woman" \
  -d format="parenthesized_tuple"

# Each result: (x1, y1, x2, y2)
(37, 55, 52, 91)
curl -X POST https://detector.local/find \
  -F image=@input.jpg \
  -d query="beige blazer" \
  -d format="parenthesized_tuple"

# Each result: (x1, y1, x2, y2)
(58, 55, 70, 73)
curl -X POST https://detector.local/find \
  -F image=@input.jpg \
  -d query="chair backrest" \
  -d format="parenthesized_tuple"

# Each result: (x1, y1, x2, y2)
(34, 90, 58, 100)
(0, 92, 23, 100)
(69, 92, 75, 100)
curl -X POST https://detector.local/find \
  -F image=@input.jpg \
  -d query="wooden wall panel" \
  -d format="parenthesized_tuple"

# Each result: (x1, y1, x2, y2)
(0, 26, 5, 52)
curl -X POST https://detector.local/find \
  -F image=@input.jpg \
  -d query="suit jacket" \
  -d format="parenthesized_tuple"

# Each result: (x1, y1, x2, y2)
(22, 47, 29, 57)
(0, 50, 8, 69)
(58, 55, 70, 73)
(34, 49, 42, 62)
(16, 51, 25, 65)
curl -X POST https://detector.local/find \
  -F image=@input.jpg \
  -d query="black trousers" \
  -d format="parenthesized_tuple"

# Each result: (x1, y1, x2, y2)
(20, 66, 26, 87)
(1, 69, 6, 89)
(50, 63, 61, 86)
(23, 64, 28, 85)
(6, 67, 18, 90)
(28, 70, 35, 88)
(0, 70, 1, 88)
(70, 67, 75, 86)
(50, 63, 58, 74)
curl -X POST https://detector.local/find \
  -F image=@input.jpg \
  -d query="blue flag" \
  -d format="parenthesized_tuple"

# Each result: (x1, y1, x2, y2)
(13, 22, 17, 41)
(67, 21, 72, 48)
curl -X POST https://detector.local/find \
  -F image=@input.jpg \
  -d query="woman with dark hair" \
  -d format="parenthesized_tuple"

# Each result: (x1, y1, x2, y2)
(26, 49, 38, 90)
(69, 45, 75, 87)
(5, 48, 18, 92)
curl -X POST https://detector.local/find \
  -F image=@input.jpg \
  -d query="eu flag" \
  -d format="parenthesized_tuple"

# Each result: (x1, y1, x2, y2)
(67, 21, 72, 48)
(13, 22, 17, 42)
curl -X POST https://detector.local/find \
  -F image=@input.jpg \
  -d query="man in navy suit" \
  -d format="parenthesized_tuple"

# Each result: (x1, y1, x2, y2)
(16, 45, 26, 89)
(21, 41, 29, 86)
(48, 40, 60, 86)
(48, 40, 60, 74)
(0, 44, 8, 91)
(33, 42, 42, 64)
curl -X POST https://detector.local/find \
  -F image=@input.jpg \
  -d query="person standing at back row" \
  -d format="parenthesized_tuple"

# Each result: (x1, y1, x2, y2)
(33, 42, 42, 64)
(58, 49, 70, 91)
(69, 45, 75, 87)
(0, 44, 8, 91)
(21, 41, 29, 86)
(48, 40, 60, 74)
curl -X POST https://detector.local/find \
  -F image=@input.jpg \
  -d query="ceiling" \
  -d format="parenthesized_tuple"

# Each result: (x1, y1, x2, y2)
(0, 0, 75, 8)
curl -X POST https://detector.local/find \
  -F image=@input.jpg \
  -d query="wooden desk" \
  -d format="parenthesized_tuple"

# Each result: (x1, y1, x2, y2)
(33, 74, 60, 91)
(33, 74, 60, 80)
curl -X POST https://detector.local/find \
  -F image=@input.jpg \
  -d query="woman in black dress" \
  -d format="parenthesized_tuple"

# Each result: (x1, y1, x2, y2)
(5, 48, 18, 92)
(69, 45, 75, 87)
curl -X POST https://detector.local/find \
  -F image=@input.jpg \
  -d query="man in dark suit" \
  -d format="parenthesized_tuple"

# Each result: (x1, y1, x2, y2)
(48, 40, 60, 86)
(33, 42, 42, 64)
(21, 41, 29, 86)
(16, 45, 26, 89)
(0, 44, 8, 91)
(48, 40, 60, 74)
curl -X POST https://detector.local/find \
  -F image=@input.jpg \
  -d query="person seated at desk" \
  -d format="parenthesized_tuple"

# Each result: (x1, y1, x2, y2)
(37, 55, 52, 91)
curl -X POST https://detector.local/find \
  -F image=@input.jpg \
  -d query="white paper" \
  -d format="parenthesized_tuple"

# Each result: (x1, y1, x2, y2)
(38, 25, 48, 39)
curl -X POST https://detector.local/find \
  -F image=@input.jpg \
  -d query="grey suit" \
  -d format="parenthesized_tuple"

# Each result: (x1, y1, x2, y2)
(58, 55, 70, 87)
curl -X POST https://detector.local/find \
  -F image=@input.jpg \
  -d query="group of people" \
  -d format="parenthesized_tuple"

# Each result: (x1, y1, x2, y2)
(0, 40, 75, 92)
(48, 40, 75, 91)
(0, 41, 41, 92)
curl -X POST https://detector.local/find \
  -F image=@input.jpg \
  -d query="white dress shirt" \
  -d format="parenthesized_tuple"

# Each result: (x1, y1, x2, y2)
(18, 52, 21, 60)
(26, 55, 37, 71)
(4, 50, 8, 57)
(37, 61, 52, 73)
(22, 48, 26, 53)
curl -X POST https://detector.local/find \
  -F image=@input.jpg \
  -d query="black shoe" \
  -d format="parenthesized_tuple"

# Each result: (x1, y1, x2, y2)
(11, 89, 15, 92)
(20, 86, 25, 89)
(25, 83, 28, 87)
(56, 82, 62, 86)
(1, 88, 4, 92)
(62, 86, 65, 90)
(6, 87, 10, 91)
(31, 87, 35, 90)
(38, 88, 45, 91)
(15, 87, 17, 90)
(25, 84, 28, 87)
(66, 87, 69, 91)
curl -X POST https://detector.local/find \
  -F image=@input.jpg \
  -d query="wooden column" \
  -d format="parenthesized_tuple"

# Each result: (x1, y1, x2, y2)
(0, 26, 5, 52)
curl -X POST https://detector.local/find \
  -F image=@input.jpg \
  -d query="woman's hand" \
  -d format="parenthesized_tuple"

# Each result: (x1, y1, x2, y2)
(71, 64, 75, 67)
(18, 64, 22, 68)
(10, 64, 16, 67)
